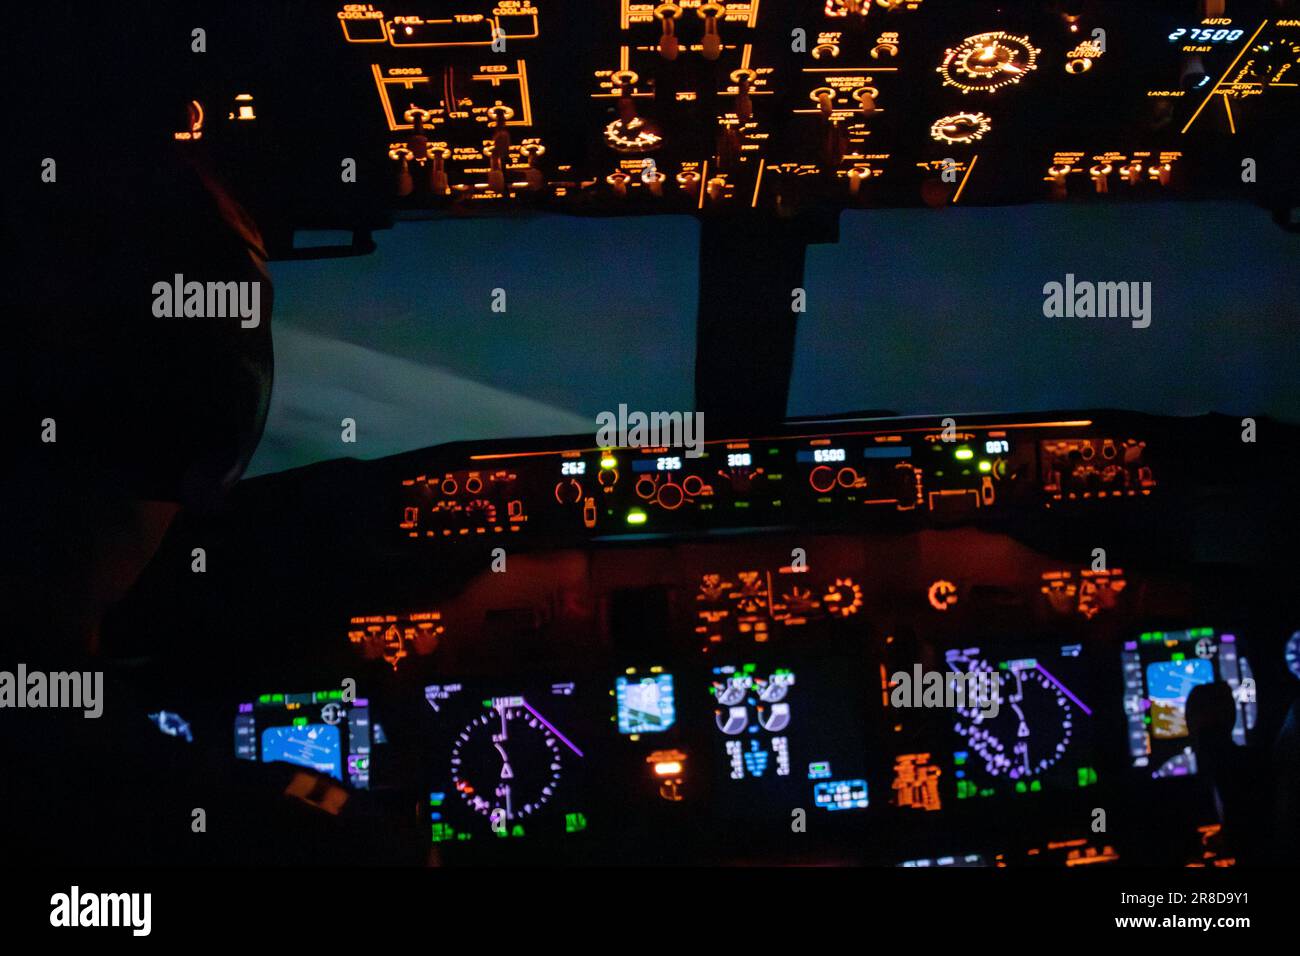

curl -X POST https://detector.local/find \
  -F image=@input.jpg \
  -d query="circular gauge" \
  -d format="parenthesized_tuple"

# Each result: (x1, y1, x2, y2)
(823, 577, 862, 617)
(716, 678, 748, 706)
(604, 116, 663, 153)
(930, 111, 992, 144)
(952, 661, 1074, 780)
(1287, 631, 1300, 680)
(938, 32, 1040, 94)
(451, 703, 563, 823)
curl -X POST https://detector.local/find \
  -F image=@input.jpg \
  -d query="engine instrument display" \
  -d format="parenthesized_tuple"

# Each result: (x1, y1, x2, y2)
(1121, 628, 1257, 778)
(708, 659, 870, 817)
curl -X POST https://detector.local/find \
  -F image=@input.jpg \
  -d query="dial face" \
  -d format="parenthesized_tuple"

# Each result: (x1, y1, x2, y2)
(604, 116, 663, 153)
(951, 659, 1075, 780)
(930, 111, 992, 144)
(1287, 631, 1300, 680)
(451, 702, 563, 823)
(938, 32, 1040, 93)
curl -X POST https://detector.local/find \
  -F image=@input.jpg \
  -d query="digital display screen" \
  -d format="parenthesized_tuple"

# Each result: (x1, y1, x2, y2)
(632, 456, 682, 472)
(1168, 28, 1244, 43)
(560, 460, 586, 476)
(708, 659, 869, 815)
(942, 642, 1096, 800)
(727, 452, 752, 467)
(234, 689, 372, 788)
(615, 670, 676, 734)
(422, 680, 589, 845)
(796, 447, 847, 464)
(1121, 628, 1256, 778)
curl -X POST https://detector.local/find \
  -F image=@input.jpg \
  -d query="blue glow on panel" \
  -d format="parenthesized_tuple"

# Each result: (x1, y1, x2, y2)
(615, 674, 676, 734)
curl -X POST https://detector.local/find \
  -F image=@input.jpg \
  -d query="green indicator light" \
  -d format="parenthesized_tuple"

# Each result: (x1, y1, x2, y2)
(292, 716, 307, 727)
(258, 694, 271, 704)
(565, 812, 588, 833)
(1077, 767, 1098, 787)
(978, 460, 992, 473)
(511, 824, 525, 838)
(954, 753, 967, 766)
(1171, 652, 1185, 662)
(481, 699, 492, 708)
(733, 501, 749, 508)
(271, 694, 284, 703)
(1015, 780, 1027, 794)
(1030, 780, 1042, 792)
(600, 456, 616, 469)
(626, 508, 647, 525)
(980, 788, 994, 798)
(955, 447, 974, 460)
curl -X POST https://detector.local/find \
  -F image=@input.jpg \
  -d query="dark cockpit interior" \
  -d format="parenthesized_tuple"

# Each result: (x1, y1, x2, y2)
(5, 0, 1300, 891)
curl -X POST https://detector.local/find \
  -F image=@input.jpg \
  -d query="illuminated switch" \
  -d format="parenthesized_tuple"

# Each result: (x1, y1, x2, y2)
(732, 70, 755, 121)
(430, 146, 450, 196)
(810, 87, 835, 117)
(656, 3, 681, 60)
(1149, 163, 1172, 187)
(848, 165, 871, 197)
(1048, 164, 1072, 200)
(582, 497, 597, 529)
(520, 143, 546, 191)
(390, 149, 414, 197)
(606, 171, 631, 198)
(855, 86, 879, 114)
(1089, 163, 1112, 195)
(1120, 162, 1143, 186)
(872, 42, 899, 59)
(706, 175, 726, 203)
(698, 2, 723, 61)
(641, 165, 666, 196)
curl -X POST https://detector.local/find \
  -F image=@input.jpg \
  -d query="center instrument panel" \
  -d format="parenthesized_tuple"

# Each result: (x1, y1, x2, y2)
(175, 0, 1300, 252)
(112, 410, 1300, 865)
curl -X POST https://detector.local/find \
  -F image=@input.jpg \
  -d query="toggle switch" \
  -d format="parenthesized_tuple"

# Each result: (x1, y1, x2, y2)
(731, 69, 755, 121)
(520, 143, 545, 190)
(656, 3, 682, 60)
(389, 147, 414, 196)
(855, 86, 879, 114)
(606, 170, 631, 198)
(1149, 162, 1172, 187)
(1089, 163, 1112, 194)
(642, 164, 666, 196)
(1048, 164, 1072, 200)
(848, 164, 871, 197)
(810, 87, 836, 117)
(1119, 161, 1143, 185)
(430, 145, 451, 195)
(698, 3, 723, 61)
